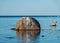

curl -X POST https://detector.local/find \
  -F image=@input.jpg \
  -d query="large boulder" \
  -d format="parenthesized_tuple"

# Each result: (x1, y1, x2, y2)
(13, 17, 41, 37)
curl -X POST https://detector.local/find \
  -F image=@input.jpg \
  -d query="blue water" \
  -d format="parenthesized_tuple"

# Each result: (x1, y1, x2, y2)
(0, 16, 60, 43)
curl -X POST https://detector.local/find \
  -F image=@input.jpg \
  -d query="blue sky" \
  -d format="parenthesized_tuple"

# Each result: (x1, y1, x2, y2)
(0, 0, 60, 16)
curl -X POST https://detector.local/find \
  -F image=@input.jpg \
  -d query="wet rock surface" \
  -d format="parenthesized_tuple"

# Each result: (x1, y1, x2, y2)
(16, 17, 41, 37)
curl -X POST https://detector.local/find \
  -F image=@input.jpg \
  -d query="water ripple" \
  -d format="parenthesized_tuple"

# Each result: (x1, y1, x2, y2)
(5, 36, 15, 39)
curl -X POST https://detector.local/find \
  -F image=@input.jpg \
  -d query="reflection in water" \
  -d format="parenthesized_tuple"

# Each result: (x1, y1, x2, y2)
(16, 30, 40, 43)
(15, 17, 40, 43)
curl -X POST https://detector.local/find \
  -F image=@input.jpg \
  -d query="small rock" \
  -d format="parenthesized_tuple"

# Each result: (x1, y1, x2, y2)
(41, 35, 44, 37)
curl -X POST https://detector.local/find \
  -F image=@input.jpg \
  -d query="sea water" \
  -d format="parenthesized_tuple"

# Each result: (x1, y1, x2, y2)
(0, 16, 60, 43)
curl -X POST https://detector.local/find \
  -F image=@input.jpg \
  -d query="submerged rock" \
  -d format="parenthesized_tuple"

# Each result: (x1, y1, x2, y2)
(41, 35, 44, 37)
(5, 36, 15, 39)
(50, 21, 57, 28)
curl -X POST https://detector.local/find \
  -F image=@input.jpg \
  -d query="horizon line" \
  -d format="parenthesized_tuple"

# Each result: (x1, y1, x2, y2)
(0, 15, 60, 17)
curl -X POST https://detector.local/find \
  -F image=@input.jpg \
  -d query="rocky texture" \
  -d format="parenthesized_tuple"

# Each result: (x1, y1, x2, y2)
(16, 17, 41, 37)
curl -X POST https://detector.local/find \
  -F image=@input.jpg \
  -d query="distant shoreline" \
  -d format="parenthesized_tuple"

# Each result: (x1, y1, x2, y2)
(0, 15, 60, 17)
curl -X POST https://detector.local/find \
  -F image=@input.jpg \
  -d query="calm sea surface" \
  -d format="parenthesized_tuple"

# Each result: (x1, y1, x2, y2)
(0, 16, 60, 43)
